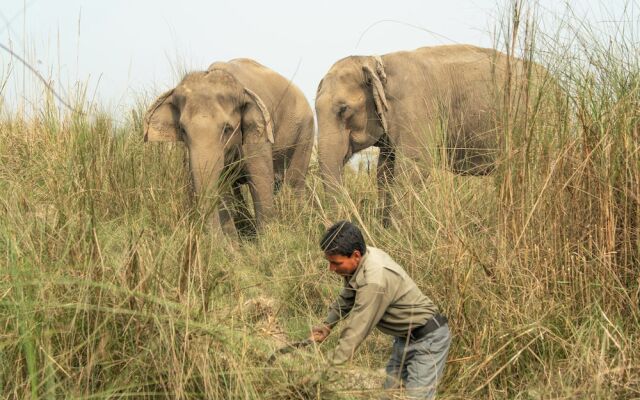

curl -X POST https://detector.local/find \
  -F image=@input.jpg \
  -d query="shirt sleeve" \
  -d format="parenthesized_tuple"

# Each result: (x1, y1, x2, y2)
(331, 283, 390, 365)
(323, 283, 356, 328)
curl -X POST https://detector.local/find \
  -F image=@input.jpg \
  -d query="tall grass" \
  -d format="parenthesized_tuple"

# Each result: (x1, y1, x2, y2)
(1, 2, 639, 399)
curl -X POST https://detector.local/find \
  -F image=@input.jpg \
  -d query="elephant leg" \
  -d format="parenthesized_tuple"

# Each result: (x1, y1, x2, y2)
(283, 117, 314, 194)
(377, 144, 396, 228)
(218, 190, 239, 238)
(231, 181, 256, 237)
(272, 158, 285, 194)
(243, 142, 275, 230)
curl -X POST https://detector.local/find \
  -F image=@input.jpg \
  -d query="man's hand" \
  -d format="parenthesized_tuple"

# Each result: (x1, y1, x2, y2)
(310, 324, 331, 343)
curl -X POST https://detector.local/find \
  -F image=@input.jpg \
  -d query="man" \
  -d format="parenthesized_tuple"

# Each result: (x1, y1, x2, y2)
(311, 221, 451, 399)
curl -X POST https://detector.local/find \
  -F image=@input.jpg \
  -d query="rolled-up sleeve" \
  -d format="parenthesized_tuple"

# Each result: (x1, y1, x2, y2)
(324, 284, 356, 328)
(331, 283, 390, 365)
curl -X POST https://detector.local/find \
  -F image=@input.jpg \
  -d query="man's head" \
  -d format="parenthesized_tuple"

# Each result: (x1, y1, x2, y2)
(319, 221, 367, 277)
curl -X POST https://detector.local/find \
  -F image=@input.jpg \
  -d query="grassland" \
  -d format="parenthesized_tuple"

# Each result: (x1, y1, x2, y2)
(1, 4, 639, 399)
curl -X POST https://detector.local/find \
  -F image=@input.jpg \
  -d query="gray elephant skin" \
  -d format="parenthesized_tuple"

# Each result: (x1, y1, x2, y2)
(315, 44, 548, 226)
(144, 58, 314, 236)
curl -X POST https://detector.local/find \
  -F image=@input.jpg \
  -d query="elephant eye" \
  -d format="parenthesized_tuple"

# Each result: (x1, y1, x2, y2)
(178, 123, 188, 139)
(222, 123, 235, 136)
(337, 104, 349, 118)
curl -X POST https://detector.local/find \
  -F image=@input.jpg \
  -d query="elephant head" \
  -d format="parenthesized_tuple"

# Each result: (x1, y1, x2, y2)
(143, 69, 273, 232)
(315, 55, 389, 189)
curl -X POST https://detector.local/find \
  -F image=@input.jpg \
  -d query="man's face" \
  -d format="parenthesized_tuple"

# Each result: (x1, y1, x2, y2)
(325, 250, 362, 277)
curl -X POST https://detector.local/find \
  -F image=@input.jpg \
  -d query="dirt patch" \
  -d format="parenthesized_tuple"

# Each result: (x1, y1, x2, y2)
(239, 295, 288, 344)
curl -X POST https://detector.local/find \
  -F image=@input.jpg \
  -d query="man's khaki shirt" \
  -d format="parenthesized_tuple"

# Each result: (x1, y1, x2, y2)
(324, 247, 439, 365)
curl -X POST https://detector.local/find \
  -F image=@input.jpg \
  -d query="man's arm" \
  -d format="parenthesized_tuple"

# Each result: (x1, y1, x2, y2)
(331, 283, 390, 365)
(324, 284, 356, 328)
(311, 283, 356, 343)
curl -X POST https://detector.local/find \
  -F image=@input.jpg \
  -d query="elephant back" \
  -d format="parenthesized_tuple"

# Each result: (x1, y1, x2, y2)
(211, 59, 312, 148)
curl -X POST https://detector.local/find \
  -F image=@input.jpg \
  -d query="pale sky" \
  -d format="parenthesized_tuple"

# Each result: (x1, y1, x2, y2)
(1, 0, 635, 115)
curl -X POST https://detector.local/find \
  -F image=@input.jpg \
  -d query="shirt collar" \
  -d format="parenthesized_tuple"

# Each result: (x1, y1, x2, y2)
(347, 248, 370, 288)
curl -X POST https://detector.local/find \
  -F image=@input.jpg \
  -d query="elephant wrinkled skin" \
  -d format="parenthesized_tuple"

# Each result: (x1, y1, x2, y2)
(144, 58, 314, 236)
(315, 44, 551, 226)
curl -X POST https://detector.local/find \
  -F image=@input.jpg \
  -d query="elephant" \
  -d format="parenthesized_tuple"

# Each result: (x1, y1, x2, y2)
(144, 58, 314, 236)
(315, 44, 549, 226)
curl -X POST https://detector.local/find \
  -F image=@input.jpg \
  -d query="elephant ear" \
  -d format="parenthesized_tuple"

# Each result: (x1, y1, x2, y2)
(315, 78, 325, 100)
(373, 56, 387, 84)
(362, 59, 389, 134)
(143, 89, 182, 142)
(243, 88, 274, 144)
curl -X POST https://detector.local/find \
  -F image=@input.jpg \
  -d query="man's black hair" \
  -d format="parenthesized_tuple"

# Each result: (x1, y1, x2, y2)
(320, 220, 367, 257)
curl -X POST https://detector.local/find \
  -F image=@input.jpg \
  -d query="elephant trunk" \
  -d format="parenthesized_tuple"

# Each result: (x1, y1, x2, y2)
(188, 147, 225, 234)
(317, 115, 350, 198)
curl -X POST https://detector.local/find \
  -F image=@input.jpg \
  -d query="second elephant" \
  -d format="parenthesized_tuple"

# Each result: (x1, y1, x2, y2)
(315, 44, 552, 226)
(144, 58, 314, 236)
